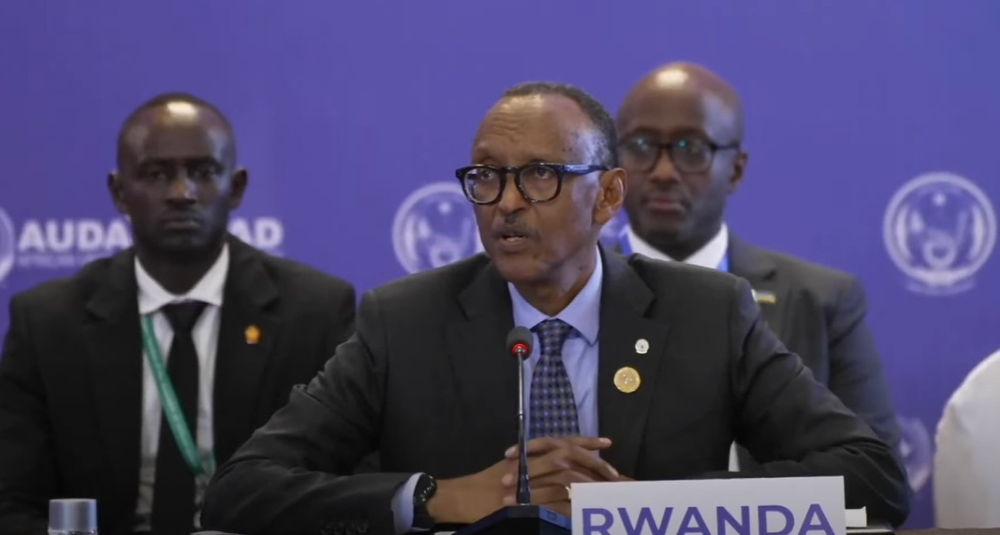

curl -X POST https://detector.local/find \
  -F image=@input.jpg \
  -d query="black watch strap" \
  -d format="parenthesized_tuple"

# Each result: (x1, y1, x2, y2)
(412, 473, 437, 530)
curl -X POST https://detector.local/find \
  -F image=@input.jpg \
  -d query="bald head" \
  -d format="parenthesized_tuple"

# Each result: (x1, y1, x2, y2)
(618, 62, 744, 145)
(617, 62, 749, 261)
(116, 92, 235, 169)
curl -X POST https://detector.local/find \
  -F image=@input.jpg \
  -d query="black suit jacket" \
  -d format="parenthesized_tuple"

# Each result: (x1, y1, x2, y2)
(201, 248, 910, 535)
(726, 236, 901, 468)
(0, 235, 357, 535)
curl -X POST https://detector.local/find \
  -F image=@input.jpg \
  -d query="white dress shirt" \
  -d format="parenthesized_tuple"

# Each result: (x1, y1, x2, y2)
(624, 223, 742, 472)
(934, 348, 1000, 528)
(133, 245, 229, 532)
(625, 222, 729, 270)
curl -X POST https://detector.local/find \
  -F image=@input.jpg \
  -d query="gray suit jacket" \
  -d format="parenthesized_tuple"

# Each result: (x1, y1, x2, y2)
(201, 247, 910, 535)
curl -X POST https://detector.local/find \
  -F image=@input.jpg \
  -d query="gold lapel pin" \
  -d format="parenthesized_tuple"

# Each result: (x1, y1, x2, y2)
(752, 289, 777, 304)
(614, 366, 641, 394)
(635, 338, 649, 355)
(245, 325, 261, 345)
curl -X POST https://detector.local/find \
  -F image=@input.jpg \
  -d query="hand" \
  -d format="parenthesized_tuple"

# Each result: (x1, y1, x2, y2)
(426, 456, 514, 525)
(500, 437, 620, 516)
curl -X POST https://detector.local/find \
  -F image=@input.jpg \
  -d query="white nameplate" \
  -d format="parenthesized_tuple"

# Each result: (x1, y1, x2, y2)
(571, 476, 846, 535)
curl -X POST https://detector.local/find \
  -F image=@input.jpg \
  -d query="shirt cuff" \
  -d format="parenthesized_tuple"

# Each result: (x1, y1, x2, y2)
(391, 473, 424, 534)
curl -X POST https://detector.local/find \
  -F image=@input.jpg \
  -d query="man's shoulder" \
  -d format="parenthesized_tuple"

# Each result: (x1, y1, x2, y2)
(749, 244, 862, 297)
(624, 252, 745, 310)
(366, 253, 491, 307)
(252, 249, 355, 297)
(7, 253, 123, 317)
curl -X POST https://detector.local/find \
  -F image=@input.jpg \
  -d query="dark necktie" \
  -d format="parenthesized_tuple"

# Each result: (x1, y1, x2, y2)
(151, 300, 207, 535)
(529, 319, 580, 438)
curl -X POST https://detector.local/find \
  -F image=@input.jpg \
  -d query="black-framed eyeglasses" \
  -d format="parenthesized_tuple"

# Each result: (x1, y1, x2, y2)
(619, 136, 740, 174)
(454, 162, 607, 205)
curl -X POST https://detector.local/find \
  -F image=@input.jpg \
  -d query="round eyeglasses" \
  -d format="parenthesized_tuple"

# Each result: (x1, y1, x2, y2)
(619, 137, 739, 174)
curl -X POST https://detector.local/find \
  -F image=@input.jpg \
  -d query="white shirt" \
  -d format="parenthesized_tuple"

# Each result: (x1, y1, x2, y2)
(624, 223, 742, 471)
(933, 348, 1000, 528)
(132, 245, 229, 531)
(625, 222, 729, 269)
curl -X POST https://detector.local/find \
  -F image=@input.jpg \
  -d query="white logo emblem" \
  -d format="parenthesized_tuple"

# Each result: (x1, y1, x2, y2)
(0, 208, 16, 284)
(883, 172, 996, 295)
(392, 182, 483, 274)
(897, 415, 933, 493)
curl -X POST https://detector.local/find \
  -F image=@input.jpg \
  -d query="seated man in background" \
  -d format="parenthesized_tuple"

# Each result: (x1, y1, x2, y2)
(0, 93, 357, 535)
(615, 61, 902, 470)
(934, 347, 1000, 528)
(201, 81, 910, 535)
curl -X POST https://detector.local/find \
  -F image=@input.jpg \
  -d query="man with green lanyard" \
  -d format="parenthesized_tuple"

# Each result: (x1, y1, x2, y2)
(0, 92, 358, 535)
(614, 62, 902, 471)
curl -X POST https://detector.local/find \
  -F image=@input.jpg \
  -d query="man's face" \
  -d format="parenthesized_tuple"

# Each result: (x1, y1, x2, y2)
(109, 104, 247, 260)
(466, 94, 619, 285)
(618, 85, 745, 247)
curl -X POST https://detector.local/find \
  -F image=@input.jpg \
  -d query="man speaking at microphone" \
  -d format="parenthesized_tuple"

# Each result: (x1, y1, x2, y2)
(201, 82, 911, 535)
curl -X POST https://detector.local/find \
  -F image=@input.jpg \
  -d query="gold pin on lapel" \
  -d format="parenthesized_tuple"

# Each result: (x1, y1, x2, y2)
(614, 366, 641, 394)
(752, 289, 777, 304)
(635, 338, 649, 355)
(245, 325, 260, 345)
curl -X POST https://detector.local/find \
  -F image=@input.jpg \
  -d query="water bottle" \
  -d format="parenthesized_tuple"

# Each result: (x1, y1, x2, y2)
(48, 498, 98, 535)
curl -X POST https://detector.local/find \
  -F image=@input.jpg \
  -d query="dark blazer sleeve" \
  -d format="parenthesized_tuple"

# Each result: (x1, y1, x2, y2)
(720, 277, 910, 526)
(201, 290, 412, 535)
(0, 295, 54, 535)
(825, 277, 901, 454)
(322, 280, 357, 367)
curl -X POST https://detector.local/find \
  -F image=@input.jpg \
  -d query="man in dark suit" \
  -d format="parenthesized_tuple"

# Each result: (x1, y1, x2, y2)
(201, 82, 910, 535)
(614, 62, 901, 470)
(0, 93, 356, 535)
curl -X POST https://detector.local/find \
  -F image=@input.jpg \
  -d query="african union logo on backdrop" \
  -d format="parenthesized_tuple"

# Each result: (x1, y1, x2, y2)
(0, 206, 285, 285)
(883, 171, 996, 295)
(393, 181, 484, 274)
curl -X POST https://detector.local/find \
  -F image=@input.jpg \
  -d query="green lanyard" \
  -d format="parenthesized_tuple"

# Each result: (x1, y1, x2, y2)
(140, 315, 216, 481)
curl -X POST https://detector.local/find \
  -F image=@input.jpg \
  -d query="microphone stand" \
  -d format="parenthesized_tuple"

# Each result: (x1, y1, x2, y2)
(515, 345, 531, 505)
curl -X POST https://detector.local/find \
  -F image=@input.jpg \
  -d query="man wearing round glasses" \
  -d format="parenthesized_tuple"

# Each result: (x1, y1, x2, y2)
(201, 82, 910, 534)
(616, 62, 901, 473)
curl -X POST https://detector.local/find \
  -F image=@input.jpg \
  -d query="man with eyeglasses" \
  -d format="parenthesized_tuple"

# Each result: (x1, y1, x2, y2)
(200, 81, 910, 535)
(615, 62, 901, 472)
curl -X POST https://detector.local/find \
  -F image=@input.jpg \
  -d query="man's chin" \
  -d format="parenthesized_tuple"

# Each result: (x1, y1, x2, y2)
(493, 256, 543, 286)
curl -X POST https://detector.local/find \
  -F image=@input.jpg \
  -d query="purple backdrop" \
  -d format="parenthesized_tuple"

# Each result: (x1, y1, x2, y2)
(1, 0, 998, 527)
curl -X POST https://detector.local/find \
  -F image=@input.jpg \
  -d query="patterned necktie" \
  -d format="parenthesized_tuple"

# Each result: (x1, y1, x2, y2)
(529, 319, 580, 438)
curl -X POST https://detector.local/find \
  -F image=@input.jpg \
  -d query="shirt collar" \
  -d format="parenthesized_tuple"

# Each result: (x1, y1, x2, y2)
(135, 244, 230, 315)
(507, 246, 602, 345)
(626, 223, 729, 270)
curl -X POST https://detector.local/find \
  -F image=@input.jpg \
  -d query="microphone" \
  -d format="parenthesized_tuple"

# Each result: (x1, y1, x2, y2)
(506, 326, 533, 505)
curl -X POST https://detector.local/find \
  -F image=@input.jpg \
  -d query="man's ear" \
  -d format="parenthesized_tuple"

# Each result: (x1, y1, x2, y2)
(229, 168, 249, 210)
(594, 167, 627, 225)
(728, 150, 748, 194)
(107, 171, 128, 215)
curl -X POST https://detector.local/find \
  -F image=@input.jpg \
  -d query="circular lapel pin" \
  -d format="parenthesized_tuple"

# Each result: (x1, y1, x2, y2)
(635, 338, 649, 354)
(614, 366, 641, 394)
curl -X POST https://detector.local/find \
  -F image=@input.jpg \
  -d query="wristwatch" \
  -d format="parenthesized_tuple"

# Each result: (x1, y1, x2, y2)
(412, 473, 437, 530)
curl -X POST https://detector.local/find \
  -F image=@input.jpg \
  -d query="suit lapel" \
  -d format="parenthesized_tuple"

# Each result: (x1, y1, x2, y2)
(84, 249, 143, 506)
(445, 261, 518, 451)
(597, 250, 670, 477)
(212, 237, 281, 463)
(728, 236, 789, 337)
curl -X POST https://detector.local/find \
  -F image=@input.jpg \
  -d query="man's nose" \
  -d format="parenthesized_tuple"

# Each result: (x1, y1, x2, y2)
(496, 173, 528, 214)
(166, 173, 197, 202)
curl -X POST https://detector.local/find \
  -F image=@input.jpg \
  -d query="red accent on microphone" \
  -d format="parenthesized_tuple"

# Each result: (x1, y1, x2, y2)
(510, 343, 529, 357)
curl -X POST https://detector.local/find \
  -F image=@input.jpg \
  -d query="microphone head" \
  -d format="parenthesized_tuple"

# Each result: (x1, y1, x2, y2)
(506, 326, 533, 360)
